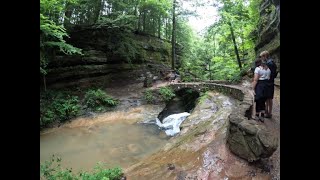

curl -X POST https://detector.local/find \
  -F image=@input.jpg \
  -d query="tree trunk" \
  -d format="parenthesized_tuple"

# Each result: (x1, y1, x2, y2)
(158, 16, 161, 38)
(143, 10, 146, 32)
(240, 23, 245, 59)
(138, 12, 141, 31)
(79, 11, 85, 24)
(93, 0, 103, 24)
(64, 2, 73, 28)
(135, 3, 139, 30)
(228, 21, 242, 69)
(171, 0, 176, 70)
(209, 61, 212, 80)
(165, 19, 168, 39)
(43, 74, 47, 92)
(211, 33, 216, 80)
(153, 17, 156, 36)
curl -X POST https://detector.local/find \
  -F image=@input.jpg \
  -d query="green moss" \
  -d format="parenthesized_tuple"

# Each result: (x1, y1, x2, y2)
(154, 52, 162, 62)
(198, 91, 209, 104)
(138, 47, 147, 62)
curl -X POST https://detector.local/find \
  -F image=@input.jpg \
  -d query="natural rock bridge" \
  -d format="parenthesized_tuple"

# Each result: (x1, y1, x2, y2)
(154, 82, 278, 162)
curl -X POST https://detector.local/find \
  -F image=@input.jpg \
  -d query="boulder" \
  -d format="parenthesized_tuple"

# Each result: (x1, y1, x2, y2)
(227, 112, 278, 162)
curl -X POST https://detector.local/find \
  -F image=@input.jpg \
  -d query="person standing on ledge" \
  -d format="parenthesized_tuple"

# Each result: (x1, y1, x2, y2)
(260, 50, 278, 118)
(252, 58, 270, 122)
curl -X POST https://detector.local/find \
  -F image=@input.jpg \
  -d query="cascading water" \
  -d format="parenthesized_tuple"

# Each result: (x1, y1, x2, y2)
(152, 88, 199, 136)
(155, 112, 190, 136)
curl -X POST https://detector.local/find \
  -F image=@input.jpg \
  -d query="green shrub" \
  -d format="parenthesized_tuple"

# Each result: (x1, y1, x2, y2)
(80, 163, 123, 180)
(198, 91, 209, 104)
(228, 73, 242, 83)
(40, 110, 55, 127)
(40, 155, 123, 180)
(159, 87, 175, 102)
(40, 91, 81, 128)
(144, 89, 154, 103)
(180, 72, 193, 82)
(84, 89, 118, 112)
(52, 96, 81, 121)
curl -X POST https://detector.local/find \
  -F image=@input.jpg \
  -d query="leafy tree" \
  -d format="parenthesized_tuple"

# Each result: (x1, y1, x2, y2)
(40, 0, 263, 85)
(40, 0, 83, 91)
(179, 0, 261, 82)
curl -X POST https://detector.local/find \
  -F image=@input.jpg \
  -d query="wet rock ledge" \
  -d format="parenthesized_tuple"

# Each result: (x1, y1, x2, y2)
(166, 82, 279, 162)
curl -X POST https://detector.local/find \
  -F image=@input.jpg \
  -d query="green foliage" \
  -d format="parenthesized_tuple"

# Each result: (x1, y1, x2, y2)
(211, 56, 240, 80)
(198, 91, 209, 104)
(96, 14, 137, 30)
(40, 110, 56, 128)
(40, 89, 119, 128)
(139, 0, 172, 37)
(185, 88, 194, 94)
(182, 76, 193, 82)
(80, 163, 123, 180)
(201, 86, 210, 93)
(144, 89, 154, 103)
(40, 14, 83, 55)
(228, 73, 242, 83)
(159, 87, 175, 102)
(84, 89, 118, 112)
(179, 71, 193, 82)
(40, 155, 123, 180)
(93, 15, 141, 64)
(227, 62, 252, 83)
(40, 0, 83, 75)
(113, 33, 140, 64)
(178, 0, 262, 82)
(53, 96, 81, 120)
(40, 13, 83, 75)
(40, 91, 81, 128)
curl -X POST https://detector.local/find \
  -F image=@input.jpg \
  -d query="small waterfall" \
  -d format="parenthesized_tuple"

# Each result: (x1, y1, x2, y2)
(155, 112, 190, 136)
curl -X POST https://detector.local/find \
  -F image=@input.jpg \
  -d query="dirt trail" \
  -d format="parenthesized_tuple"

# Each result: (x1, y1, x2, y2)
(241, 80, 280, 180)
(265, 86, 280, 180)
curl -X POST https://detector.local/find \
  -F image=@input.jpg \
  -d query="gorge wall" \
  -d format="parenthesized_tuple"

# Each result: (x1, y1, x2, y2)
(41, 26, 180, 89)
(255, 0, 280, 73)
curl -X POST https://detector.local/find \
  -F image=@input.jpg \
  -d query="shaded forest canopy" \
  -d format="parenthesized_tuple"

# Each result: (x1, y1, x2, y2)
(40, 0, 279, 86)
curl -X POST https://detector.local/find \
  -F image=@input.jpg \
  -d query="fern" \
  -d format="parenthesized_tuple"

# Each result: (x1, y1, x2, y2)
(84, 89, 118, 112)
(144, 89, 154, 103)
(96, 14, 137, 30)
(159, 87, 175, 102)
(45, 41, 82, 55)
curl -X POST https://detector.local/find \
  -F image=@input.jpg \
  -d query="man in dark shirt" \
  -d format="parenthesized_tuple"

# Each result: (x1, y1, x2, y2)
(260, 50, 278, 118)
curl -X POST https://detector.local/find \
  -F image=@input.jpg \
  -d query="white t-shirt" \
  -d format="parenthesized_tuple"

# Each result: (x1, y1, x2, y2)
(254, 66, 270, 80)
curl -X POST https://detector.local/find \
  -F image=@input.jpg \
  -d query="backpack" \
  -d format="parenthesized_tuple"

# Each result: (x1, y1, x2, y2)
(266, 59, 278, 80)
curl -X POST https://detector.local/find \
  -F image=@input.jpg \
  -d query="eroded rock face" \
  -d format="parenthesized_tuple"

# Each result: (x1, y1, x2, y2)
(227, 112, 278, 162)
(125, 89, 279, 179)
(151, 82, 279, 163)
(143, 72, 154, 88)
(157, 97, 186, 122)
(41, 26, 176, 88)
(255, 0, 280, 71)
(125, 92, 237, 179)
(157, 88, 199, 122)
